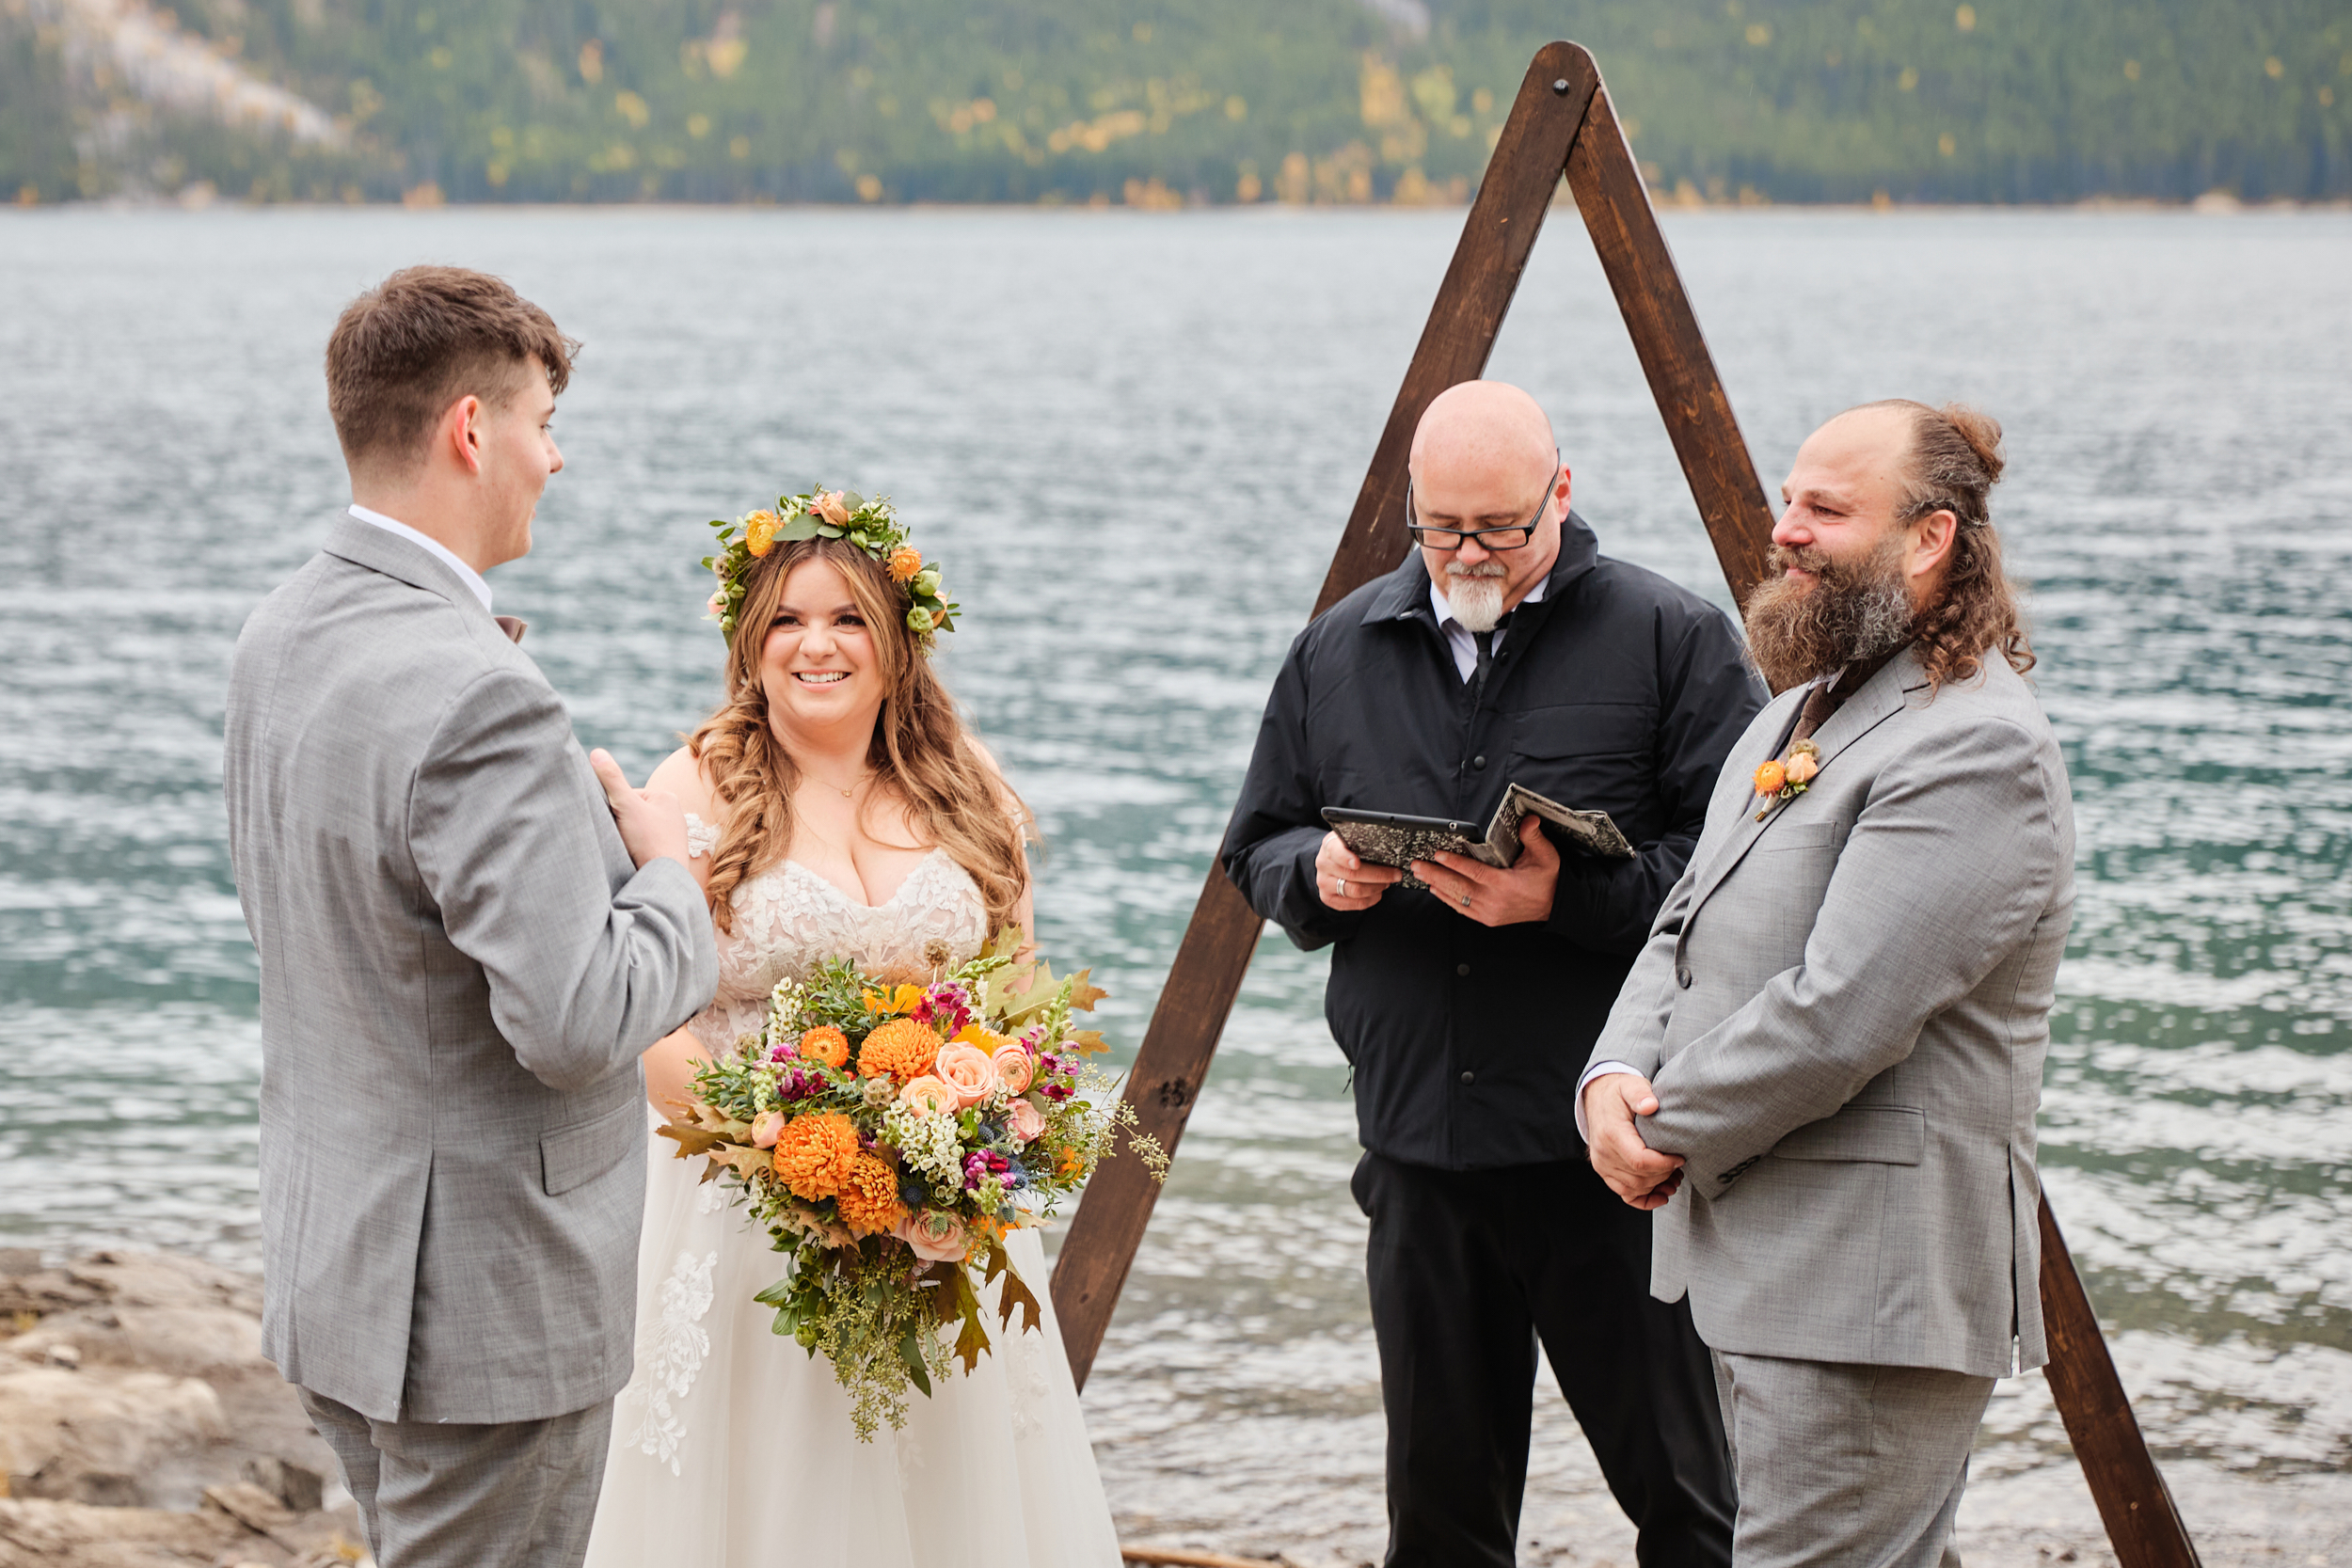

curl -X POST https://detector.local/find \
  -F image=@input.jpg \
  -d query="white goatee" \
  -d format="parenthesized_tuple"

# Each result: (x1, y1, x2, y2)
(1445, 564, 1508, 633)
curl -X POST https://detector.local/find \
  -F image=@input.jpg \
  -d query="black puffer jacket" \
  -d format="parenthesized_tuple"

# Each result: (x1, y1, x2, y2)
(1220, 512, 1764, 1168)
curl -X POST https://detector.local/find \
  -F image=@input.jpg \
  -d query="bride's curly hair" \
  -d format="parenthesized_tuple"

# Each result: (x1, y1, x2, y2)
(688, 536, 1030, 935)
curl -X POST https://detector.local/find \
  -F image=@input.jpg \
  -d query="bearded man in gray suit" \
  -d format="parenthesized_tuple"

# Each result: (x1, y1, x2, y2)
(1581, 401, 2074, 1567)
(223, 266, 718, 1567)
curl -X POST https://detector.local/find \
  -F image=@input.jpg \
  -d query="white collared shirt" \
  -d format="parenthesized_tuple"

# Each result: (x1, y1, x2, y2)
(346, 504, 493, 611)
(1428, 574, 1549, 683)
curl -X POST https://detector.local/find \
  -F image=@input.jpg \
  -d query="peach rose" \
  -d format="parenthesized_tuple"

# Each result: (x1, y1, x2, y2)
(898, 1209, 969, 1263)
(750, 1110, 786, 1148)
(815, 491, 851, 526)
(1005, 1099, 1045, 1144)
(933, 1041, 998, 1108)
(1783, 747, 1820, 785)
(990, 1043, 1035, 1095)
(898, 1075, 959, 1117)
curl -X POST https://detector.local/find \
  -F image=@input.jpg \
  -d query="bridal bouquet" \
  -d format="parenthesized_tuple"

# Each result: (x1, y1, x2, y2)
(659, 930, 1164, 1438)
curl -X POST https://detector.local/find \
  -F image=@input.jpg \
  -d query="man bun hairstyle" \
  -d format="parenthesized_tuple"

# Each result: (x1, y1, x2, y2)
(1862, 399, 2035, 689)
(325, 265, 578, 477)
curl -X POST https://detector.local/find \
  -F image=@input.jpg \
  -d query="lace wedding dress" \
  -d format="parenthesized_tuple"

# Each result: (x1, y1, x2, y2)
(583, 819, 1122, 1567)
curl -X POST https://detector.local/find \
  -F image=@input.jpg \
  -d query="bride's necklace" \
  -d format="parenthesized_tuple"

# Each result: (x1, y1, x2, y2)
(799, 767, 869, 800)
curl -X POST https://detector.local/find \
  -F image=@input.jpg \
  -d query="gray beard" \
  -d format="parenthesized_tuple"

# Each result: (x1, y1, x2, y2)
(1444, 565, 1507, 633)
(1741, 539, 1916, 691)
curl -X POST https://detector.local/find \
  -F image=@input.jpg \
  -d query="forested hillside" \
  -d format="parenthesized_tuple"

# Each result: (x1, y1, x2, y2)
(4, 0, 2345, 204)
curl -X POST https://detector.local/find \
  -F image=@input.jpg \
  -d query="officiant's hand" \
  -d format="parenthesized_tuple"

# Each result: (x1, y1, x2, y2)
(590, 749, 691, 871)
(1317, 831, 1401, 911)
(1583, 1071, 1686, 1210)
(1416, 815, 1559, 927)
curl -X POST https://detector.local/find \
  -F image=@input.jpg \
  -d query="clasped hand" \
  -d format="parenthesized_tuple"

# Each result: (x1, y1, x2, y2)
(1582, 1071, 1685, 1210)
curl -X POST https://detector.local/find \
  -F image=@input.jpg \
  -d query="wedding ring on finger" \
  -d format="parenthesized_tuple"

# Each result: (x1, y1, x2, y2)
(1338, 877, 1349, 897)
(1457, 891, 1471, 909)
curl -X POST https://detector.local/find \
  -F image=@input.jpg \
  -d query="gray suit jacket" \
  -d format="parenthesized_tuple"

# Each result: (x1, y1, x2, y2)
(223, 515, 718, 1423)
(1586, 645, 2074, 1378)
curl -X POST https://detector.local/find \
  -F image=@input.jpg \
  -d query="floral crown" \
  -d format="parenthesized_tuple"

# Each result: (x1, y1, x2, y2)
(702, 488, 957, 649)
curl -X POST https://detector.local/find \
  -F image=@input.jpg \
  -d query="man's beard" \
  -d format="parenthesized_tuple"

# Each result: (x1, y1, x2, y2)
(1443, 561, 1509, 633)
(1741, 533, 1917, 690)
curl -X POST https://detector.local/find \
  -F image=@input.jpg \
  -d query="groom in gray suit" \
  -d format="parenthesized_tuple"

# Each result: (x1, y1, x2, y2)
(1581, 400, 2074, 1566)
(224, 266, 717, 1566)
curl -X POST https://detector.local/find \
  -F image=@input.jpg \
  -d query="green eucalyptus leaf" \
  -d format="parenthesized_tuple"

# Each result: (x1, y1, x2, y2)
(842, 491, 866, 512)
(816, 524, 845, 539)
(778, 515, 821, 543)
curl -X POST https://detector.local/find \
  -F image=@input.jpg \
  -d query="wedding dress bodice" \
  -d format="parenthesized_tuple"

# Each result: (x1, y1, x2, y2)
(681, 812, 991, 1058)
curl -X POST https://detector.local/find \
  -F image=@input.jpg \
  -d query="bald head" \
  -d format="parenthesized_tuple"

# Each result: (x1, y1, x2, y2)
(1410, 380, 1558, 488)
(1406, 381, 1570, 626)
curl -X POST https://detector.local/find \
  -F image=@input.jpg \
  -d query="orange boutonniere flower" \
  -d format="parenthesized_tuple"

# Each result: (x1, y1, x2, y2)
(1754, 738, 1821, 821)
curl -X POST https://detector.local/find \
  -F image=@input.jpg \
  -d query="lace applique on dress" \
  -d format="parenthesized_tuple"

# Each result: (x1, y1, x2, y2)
(615, 1250, 719, 1476)
(683, 848, 992, 1060)
(683, 811, 721, 861)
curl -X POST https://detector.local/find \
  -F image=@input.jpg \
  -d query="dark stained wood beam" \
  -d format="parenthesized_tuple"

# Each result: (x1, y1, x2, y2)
(1050, 40, 2204, 1568)
(2039, 1202, 2206, 1568)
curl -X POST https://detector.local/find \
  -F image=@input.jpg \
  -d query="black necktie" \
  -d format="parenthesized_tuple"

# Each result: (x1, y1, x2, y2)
(1470, 610, 1513, 691)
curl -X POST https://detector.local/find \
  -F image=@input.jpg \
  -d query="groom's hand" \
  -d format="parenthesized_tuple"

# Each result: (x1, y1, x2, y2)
(1583, 1071, 1686, 1210)
(590, 749, 691, 871)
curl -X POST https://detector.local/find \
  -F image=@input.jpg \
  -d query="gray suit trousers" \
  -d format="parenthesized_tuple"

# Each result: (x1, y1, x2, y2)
(1709, 1353, 1994, 1568)
(300, 1387, 614, 1568)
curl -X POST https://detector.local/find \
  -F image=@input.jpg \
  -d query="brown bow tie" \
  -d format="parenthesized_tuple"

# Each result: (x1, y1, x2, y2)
(494, 615, 528, 644)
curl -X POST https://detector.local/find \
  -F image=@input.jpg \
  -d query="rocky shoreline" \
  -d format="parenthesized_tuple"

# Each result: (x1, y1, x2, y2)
(0, 1249, 367, 1568)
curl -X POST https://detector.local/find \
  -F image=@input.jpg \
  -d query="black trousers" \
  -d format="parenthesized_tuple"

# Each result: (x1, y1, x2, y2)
(1353, 1151, 1736, 1568)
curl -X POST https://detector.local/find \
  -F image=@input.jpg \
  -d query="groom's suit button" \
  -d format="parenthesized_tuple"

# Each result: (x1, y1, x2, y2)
(1459, 1070, 1476, 1085)
(1676, 965, 1693, 989)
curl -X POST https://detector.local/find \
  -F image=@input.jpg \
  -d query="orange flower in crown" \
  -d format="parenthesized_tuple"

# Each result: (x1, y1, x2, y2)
(886, 545, 923, 583)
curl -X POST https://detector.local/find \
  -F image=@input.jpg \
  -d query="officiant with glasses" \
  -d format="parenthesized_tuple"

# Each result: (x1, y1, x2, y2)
(1221, 381, 1762, 1567)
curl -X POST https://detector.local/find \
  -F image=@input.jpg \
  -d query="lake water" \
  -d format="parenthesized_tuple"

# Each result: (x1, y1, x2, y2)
(2, 204, 2347, 1565)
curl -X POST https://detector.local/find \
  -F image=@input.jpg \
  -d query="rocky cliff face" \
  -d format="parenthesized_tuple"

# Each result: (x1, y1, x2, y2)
(0, 1249, 368, 1568)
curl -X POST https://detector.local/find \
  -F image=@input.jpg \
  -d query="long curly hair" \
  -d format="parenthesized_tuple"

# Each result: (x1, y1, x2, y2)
(1864, 399, 2037, 689)
(687, 536, 1029, 935)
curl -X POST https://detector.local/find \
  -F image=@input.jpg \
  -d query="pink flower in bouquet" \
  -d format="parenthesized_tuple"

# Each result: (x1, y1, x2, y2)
(751, 1110, 786, 1148)
(934, 1042, 998, 1108)
(898, 1208, 969, 1262)
(990, 1042, 1036, 1095)
(1005, 1099, 1045, 1143)
(898, 1075, 958, 1117)
(915, 981, 974, 1034)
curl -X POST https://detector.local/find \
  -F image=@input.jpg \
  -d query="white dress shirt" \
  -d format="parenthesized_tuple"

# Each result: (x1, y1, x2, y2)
(1429, 574, 1549, 682)
(346, 504, 493, 612)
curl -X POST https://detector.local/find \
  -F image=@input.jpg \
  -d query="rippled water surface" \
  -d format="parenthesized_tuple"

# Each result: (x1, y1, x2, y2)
(2, 205, 2347, 1564)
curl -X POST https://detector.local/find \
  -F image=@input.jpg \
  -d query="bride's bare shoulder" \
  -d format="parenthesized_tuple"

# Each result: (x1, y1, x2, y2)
(648, 745, 718, 819)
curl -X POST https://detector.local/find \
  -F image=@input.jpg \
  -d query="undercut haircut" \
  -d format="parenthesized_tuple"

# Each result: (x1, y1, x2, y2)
(325, 265, 577, 477)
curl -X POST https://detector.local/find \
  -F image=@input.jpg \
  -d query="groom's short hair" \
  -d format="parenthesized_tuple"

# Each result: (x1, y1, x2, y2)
(326, 265, 577, 477)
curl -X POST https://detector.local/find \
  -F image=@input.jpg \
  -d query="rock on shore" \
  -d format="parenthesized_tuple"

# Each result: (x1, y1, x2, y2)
(0, 1248, 366, 1568)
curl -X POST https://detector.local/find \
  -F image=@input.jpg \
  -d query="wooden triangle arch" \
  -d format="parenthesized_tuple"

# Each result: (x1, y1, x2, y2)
(1048, 40, 2202, 1568)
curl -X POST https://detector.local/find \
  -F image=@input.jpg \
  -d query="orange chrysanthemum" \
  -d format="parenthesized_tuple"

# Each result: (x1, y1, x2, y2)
(743, 509, 782, 558)
(1754, 759, 1787, 796)
(858, 1017, 943, 1081)
(798, 1025, 850, 1069)
(886, 546, 923, 584)
(833, 1152, 909, 1237)
(771, 1111, 860, 1200)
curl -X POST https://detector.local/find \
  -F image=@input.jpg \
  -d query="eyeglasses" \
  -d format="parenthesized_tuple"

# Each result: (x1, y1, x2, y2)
(1405, 449, 1559, 552)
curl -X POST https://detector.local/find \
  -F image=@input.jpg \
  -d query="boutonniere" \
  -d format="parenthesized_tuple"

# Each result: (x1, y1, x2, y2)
(1753, 738, 1820, 821)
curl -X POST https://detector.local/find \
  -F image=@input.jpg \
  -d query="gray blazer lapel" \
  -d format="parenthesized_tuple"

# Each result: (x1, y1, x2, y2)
(1683, 646, 1932, 926)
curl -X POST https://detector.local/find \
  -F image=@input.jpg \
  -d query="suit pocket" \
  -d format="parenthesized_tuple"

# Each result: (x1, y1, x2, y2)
(541, 1098, 642, 1196)
(1754, 821, 1843, 852)
(1768, 1104, 1923, 1165)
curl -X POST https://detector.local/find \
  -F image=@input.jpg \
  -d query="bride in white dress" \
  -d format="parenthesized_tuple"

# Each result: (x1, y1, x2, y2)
(583, 515, 1122, 1567)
